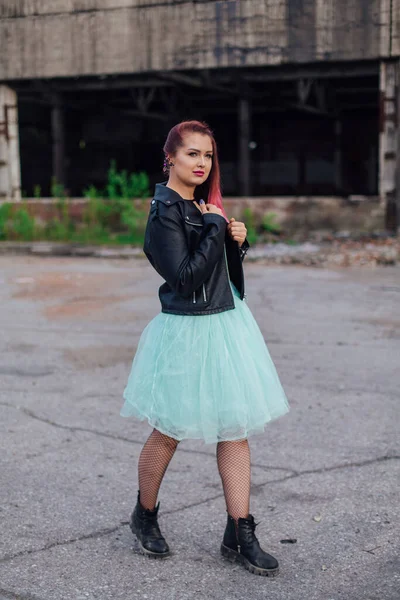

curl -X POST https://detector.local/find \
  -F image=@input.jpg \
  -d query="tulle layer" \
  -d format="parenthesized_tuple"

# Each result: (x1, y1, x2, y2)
(121, 285, 289, 444)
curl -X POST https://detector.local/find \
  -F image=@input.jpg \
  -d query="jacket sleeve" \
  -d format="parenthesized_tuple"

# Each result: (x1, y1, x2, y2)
(145, 210, 227, 298)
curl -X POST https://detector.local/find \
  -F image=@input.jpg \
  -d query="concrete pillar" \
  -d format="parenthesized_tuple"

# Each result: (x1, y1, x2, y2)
(379, 60, 399, 232)
(0, 85, 21, 200)
(396, 60, 400, 235)
(238, 96, 251, 197)
(334, 118, 342, 192)
(51, 93, 66, 189)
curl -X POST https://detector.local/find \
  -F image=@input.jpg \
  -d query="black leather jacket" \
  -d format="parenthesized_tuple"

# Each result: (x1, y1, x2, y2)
(143, 183, 250, 316)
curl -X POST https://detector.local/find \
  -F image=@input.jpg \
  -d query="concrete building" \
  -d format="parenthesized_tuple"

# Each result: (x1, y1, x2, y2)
(0, 1, 399, 228)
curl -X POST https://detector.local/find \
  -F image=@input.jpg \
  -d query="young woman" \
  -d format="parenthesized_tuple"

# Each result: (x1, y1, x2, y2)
(121, 120, 289, 576)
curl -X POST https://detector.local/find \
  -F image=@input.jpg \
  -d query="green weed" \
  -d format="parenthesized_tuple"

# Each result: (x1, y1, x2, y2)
(242, 207, 258, 245)
(262, 212, 281, 234)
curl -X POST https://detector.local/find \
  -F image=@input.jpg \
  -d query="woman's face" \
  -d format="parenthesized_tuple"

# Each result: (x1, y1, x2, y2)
(169, 132, 213, 188)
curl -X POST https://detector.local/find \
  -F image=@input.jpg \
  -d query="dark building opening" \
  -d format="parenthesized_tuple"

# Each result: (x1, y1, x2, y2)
(17, 69, 379, 198)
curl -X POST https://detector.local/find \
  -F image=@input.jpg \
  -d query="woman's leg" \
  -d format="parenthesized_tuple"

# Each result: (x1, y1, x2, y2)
(217, 439, 279, 576)
(131, 429, 178, 557)
(138, 428, 180, 510)
(216, 439, 251, 521)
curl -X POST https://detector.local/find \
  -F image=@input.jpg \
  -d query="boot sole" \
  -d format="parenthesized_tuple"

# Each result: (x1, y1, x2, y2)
(130, 521, 171, 559)
(220, 544, 279, 577)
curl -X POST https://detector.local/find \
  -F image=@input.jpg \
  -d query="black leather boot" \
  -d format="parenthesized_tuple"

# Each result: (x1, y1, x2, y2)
(130, 492, 170, 558)
(221, 514, 279, 576)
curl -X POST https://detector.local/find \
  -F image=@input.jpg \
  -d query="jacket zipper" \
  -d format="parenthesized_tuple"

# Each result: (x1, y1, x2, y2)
(193, 249, 239, 306)
(187, 215, 201, 303)
(193, 285, 207, 303)
(223, 247, 235, 304)
(235, 244, 246, 300)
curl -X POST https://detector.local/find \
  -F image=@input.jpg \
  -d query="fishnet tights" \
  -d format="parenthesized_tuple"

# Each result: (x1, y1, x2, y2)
(137, 430, 251, 522)
(138, 429, 179, 510)
(217, 439, 251, 522)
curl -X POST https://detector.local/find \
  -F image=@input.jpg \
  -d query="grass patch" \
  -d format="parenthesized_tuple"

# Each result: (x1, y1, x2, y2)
(0, 162, 149, 246)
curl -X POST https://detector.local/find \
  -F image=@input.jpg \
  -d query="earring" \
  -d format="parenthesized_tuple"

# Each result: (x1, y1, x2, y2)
(163, 158, 174, 174)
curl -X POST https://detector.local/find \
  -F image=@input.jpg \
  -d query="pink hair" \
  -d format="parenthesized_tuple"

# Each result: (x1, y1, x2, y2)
(163, 120, 227, 219)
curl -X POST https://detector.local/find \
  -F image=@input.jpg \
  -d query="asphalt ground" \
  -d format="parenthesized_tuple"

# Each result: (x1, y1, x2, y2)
(0, 255, 399, 600)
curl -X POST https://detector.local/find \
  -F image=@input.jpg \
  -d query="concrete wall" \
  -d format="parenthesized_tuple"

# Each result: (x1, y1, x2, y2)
(0, 196, 385, 237)
(0, 0, 398, 80)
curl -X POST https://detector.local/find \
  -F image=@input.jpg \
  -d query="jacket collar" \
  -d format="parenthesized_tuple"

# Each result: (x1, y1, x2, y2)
(154, 182, 194, 206)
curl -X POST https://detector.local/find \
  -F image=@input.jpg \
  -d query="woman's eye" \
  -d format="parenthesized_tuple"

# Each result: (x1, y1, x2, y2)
(189, 152, 197, 157)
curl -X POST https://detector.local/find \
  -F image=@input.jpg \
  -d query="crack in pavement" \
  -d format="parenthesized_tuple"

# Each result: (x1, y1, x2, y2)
(0, 588, 42, 600)
(0, 453, 398, 566)
(0, 402, 295, 474)
(0, 524, 121, 565)
(163, 453, 400, 518)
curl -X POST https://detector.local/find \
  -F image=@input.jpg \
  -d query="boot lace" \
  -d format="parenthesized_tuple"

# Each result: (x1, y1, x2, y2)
(239, 518, 261, 549)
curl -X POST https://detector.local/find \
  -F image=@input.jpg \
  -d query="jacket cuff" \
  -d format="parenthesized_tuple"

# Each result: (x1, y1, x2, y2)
(240, 238, 250, 260)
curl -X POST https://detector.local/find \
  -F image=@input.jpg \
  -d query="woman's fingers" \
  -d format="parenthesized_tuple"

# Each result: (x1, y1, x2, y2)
(229, 224, 245, 232)
(229, 225, 247, 236)
(205, 204, 223, 216)
(227, 219, 247, 244)
(198, 200, 207, 214)
(228, 219, 243, 228)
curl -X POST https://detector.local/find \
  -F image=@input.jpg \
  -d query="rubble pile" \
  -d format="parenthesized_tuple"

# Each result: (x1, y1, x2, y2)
(0, 236, 399, 268)
(250, 237, 400, 268)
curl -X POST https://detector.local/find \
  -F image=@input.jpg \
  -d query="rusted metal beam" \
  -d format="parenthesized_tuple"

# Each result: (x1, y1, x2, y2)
(51, 93, 66, 190)
(240, 62, 379, 82)
(157, 71, 239, 97)
(120, 109, 170, 121)
(379, 59, 399, 232)
(0, 85, 21, 200)
(0, 111, 9, 141)
(238, 95, 251, 197)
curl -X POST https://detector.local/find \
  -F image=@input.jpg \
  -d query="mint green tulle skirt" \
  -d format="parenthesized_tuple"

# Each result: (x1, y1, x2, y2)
(121, 284, 289, 444)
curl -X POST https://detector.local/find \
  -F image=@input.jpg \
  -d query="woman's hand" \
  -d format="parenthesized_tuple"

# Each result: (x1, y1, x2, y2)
(198, 201, 224, 217)
(227, 218, 247, 246)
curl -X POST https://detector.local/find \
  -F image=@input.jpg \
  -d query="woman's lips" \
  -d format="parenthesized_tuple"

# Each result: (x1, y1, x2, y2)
(193, 171, 205, 176)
